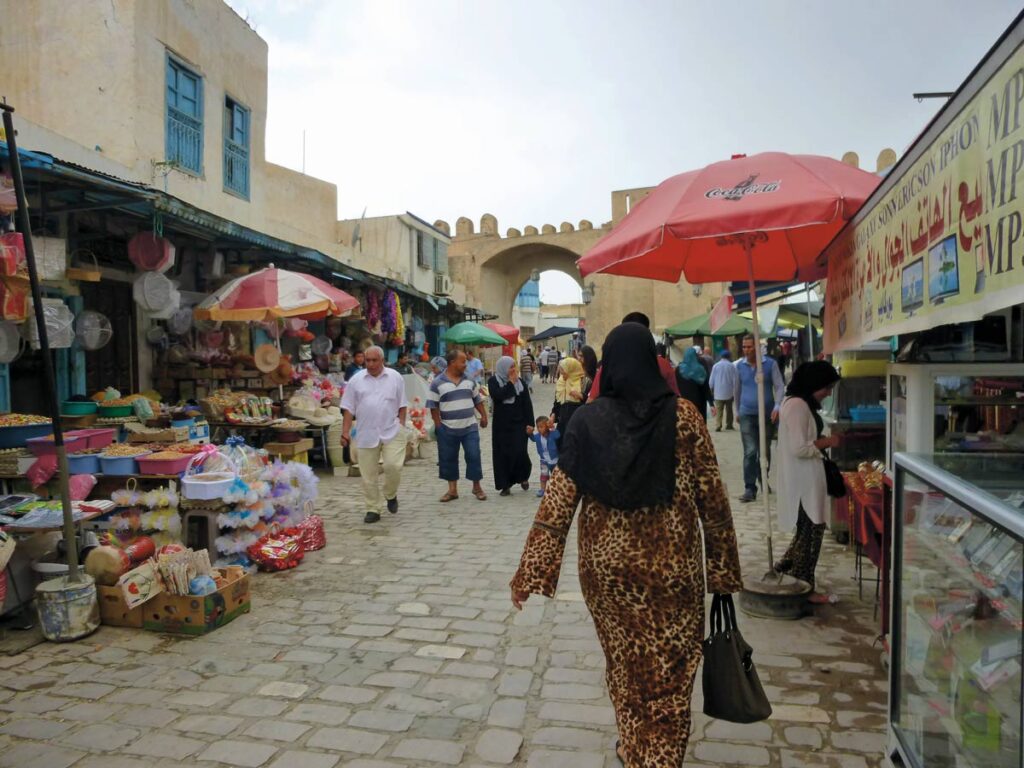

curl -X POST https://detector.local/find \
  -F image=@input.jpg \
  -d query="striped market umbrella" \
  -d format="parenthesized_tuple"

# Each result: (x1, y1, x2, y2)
(194, 264, 359, 321)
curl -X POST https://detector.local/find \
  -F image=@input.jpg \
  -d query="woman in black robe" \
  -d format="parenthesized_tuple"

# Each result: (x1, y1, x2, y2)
(489, 356, 535, 496)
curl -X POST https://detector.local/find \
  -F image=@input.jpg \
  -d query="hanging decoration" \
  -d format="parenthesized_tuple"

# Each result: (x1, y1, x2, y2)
(389, 293, 405, 347)
(364, 290, 381, 334)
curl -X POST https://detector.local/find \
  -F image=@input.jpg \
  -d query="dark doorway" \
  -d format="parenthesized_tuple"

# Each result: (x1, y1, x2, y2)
(79, 281, 137, 396)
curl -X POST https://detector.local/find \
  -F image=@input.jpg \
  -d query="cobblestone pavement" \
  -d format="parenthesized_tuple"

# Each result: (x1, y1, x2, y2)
(0, 382, 888, 767)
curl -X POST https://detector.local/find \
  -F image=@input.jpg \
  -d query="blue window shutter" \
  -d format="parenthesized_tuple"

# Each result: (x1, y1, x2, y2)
(223, 97, 250, 198)
(166, 55, 204, 174)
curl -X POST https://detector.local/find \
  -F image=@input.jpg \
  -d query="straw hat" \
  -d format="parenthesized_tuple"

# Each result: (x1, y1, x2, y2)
(306, 407, 337, 427)
(254, 343, 281, 373)
(268, 359, 293, 386)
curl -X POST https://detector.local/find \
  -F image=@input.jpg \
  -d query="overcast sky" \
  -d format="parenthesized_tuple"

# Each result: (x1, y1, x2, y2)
(226, 1, 1019, 301)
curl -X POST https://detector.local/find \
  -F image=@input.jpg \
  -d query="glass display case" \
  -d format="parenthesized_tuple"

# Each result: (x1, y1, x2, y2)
(887, 364, 1024, 468)
(889, 452, 1023, 768)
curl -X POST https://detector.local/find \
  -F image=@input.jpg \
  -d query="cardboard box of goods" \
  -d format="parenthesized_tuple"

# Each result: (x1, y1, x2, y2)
(127, 428, 176, 444)
(96, 584, 144, 628)
(189, 422, 210, 442)
(142, 571, 250, 635)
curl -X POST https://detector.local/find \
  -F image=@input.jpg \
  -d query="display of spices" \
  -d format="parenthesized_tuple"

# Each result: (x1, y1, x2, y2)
(102, 445, 151, 457)
(0, 414, 51, 426)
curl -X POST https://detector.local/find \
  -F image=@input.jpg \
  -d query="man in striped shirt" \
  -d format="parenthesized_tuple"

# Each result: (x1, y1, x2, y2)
(428, 349, 489, 502)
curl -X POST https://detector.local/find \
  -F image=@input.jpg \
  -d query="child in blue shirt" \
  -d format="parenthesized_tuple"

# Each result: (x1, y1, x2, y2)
(526, 416, 560, 497)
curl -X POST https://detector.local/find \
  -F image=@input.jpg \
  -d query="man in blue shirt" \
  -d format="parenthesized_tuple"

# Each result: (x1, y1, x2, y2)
(733, 334, 785, 503)
(465, 350, 484, 384)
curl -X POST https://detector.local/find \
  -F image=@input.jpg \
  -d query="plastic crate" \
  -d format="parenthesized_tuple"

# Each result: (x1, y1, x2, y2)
(75, 428, 116, 451)
(0, 422, 53, 448)
(67, 453, 101, 474)
(27, 432, 88, 457)
(99, 453, 149, 476)
(850, 406, 886, 423)
(136, 453, 192, 475)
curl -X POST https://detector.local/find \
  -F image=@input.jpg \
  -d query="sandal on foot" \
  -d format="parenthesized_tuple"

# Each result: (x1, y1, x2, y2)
(439, 492, 459, 502)
(499, 488, 511, 497)
(473, 489, 487, 501)
(520, 481, 529, 490)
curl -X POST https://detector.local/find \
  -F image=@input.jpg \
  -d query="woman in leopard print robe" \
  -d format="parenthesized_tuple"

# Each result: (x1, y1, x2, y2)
(511, 397, 742, 767)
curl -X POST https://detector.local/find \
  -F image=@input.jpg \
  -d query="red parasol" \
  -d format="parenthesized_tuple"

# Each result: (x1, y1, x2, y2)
(579, 152, 877, 283)
(579, 152, 879, 573)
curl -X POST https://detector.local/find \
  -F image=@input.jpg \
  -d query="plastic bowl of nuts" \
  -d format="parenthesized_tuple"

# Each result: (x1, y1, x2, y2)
(99, 445, 151, 476)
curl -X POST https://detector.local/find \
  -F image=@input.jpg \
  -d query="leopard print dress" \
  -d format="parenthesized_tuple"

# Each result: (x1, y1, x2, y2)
(511, 400, 742, 768)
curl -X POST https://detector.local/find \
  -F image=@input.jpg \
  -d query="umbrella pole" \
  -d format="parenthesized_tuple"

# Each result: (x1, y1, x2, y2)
(275, 330, 284, 402)
(744, 239, 774, 572)
(2, 104, 81, 582)
(805, 284, 815, 360)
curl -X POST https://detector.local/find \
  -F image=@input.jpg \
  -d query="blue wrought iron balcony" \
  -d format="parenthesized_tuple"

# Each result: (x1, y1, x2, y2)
(223, 139, 250, 199)
(166, 106, 203, 174)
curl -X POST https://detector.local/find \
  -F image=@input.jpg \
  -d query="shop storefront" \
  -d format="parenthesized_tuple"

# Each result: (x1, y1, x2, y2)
(822, 13, 1024, 768)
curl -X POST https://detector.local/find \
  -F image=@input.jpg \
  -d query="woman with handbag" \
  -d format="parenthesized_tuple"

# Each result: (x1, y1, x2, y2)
(510, 322, 742, 767)
(773, 360, 841, 602)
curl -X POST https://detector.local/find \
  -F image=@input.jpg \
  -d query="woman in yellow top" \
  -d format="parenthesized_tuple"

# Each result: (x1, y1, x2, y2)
(550, 356, 585, 450)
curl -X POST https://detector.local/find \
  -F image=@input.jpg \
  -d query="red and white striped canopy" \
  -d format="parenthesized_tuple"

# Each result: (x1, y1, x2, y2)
(194, 265, 359, 321)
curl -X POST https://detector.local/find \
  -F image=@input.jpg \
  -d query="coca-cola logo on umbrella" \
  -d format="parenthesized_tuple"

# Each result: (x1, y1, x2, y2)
(705, 174, 781, 201)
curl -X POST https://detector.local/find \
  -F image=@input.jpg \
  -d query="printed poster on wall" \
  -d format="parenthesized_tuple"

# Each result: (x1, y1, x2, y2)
(824, 40, 1024, 352)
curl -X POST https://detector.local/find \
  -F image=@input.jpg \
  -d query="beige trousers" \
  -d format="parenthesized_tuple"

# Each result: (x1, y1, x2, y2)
(358, 434, 406, 513)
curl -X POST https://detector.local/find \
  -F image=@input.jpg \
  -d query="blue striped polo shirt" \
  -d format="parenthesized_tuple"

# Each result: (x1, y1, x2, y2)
(427, 373, 482, 435)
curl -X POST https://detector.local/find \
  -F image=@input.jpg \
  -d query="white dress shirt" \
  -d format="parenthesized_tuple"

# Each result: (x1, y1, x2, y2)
(709, 358, 739, 400)
(340, 367, 408, 449)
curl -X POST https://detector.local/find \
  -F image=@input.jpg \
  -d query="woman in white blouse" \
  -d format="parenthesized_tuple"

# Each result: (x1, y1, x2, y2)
(773, 361, 841, 602)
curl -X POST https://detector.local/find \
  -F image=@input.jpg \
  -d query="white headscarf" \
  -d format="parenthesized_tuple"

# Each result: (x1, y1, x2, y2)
(495, 356, 523, 402)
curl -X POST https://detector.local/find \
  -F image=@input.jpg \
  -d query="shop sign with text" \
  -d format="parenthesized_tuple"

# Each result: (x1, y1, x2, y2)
(825, 41, 1024, 352)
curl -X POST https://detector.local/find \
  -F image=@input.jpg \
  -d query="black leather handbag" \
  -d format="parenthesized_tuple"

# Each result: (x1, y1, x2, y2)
(702, 594, 772, 723)
(822, 452, 847, 498)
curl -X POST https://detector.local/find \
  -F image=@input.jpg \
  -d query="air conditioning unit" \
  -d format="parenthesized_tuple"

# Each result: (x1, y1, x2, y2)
(435, 273, 452, 296)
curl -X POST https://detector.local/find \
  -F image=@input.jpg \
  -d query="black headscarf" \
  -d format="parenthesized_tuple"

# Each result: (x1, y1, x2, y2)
(558, 323, 678, 511)
(785, 361, 840, 437)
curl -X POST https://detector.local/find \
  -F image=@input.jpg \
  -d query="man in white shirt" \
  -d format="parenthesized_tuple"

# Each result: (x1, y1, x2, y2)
(340, 346, 408, 523)
(708, 349, 739, 432)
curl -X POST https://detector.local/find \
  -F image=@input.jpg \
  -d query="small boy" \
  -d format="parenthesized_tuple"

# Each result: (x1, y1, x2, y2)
(526, 416, 560, 497)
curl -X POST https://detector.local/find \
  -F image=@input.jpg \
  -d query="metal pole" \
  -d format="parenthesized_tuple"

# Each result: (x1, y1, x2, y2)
(805, 283, 815, 360)
(744, 239, 774, 571)
(1, 103, 81, 582)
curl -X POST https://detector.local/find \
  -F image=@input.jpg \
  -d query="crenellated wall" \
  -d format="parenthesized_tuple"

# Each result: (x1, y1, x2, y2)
(435, 208, 717, 347)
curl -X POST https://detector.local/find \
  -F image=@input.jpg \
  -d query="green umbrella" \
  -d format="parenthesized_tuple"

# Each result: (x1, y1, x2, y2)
(444, 321, 507, 346)
(665, 311, 757, 337)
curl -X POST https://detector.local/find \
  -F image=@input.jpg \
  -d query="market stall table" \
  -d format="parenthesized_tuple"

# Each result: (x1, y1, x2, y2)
(839, 471, 893, 634)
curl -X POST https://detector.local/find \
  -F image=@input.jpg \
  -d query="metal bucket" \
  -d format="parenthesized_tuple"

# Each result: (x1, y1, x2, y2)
(35, 574, 100, 642)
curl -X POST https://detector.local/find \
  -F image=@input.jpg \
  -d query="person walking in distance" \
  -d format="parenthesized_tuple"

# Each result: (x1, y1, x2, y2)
(734, 334, 785, 503)
(428, 349, 489, 502)
(340, 346, 408, 524)
(587, 312, 680, 401)
(488, 356, 534, 496)
(519, 349, 537, 393)
(465, 350, 485, 384)
(675, 347, 712, 422)
(709, 349, 738, 431)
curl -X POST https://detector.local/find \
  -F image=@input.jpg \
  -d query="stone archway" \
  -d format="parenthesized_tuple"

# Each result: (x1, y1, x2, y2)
(479, 242, 584, 324)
